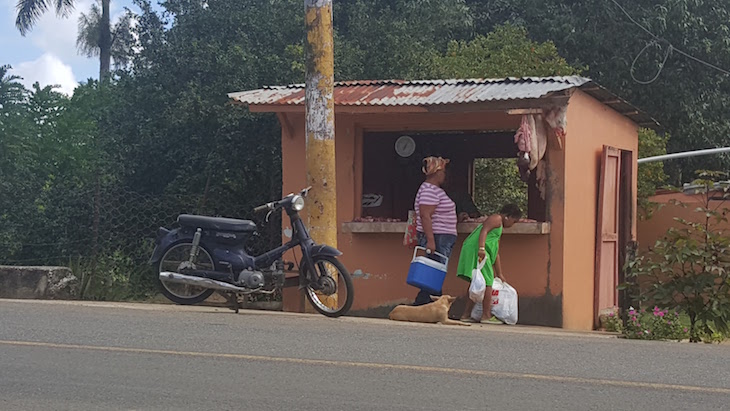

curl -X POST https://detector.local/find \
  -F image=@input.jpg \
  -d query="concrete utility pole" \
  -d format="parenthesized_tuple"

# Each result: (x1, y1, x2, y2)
(304, 0, 337, 308)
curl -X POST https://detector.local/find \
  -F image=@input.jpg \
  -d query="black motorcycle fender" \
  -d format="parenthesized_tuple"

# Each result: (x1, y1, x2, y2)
(309, 244, 342, 258)
(149, 227, 188, 265)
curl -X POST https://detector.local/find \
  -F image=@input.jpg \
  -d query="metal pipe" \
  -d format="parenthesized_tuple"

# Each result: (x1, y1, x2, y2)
(638, 147, 730, 164)
(160, 271, 250, 293)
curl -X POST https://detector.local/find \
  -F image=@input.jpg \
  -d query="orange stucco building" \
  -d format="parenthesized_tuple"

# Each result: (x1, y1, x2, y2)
(230, 77, 656, 330)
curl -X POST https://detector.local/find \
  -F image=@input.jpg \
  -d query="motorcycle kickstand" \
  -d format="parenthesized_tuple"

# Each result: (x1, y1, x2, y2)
(225, 293, 241, 314)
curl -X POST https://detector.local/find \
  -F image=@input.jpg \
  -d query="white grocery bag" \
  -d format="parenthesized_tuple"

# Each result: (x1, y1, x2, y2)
(491, 278, 518, 325)
(468, 258, 487, 303)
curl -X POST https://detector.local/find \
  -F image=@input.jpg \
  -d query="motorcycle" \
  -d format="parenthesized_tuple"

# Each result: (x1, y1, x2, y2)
(149, 187, 354, 317)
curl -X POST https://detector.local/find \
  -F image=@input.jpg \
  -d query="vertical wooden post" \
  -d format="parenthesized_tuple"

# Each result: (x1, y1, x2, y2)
(304, 0, 337, 309)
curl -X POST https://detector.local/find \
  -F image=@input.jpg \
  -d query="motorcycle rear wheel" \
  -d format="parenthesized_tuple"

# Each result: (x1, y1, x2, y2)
(158, 242, 215, 305)
(302, 255, 354, 318)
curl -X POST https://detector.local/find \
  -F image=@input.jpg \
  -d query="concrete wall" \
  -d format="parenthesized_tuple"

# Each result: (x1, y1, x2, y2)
(638, 191, 730, 252)
(562, 90, 638, 330)
(0, 266, 79, 300)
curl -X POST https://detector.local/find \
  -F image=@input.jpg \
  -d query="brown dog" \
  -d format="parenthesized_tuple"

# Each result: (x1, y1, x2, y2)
(389, 295, 470, 326)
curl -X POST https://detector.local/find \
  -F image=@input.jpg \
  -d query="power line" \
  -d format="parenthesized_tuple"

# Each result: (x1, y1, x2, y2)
(630, 41, 673, 85)
(608, 0, 730, 83)
(672, 47, 730, 76)
(609, 0, 659, 41)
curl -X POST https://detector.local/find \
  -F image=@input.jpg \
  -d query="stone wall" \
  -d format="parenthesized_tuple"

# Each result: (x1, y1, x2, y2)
(0, 266, 79, 300)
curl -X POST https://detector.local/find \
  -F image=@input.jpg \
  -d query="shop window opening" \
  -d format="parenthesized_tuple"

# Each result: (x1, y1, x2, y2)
(360, 131, 546, 223)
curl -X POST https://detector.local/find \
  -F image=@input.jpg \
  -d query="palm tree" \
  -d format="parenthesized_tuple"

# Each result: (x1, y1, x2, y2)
(0, 65, 28, 109)
(15, 0, 112, 79)
(77, 1, 134, 71)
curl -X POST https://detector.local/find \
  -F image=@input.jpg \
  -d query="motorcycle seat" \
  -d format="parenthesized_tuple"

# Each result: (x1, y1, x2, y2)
(178, 214, 257, 232)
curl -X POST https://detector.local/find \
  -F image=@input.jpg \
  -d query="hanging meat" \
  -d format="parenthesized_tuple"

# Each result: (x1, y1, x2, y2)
(515, 114, 548, 184)
(514, 115, 533, 183)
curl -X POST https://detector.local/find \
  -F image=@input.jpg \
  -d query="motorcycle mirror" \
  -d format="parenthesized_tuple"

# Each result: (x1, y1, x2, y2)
(265, 209, 273, 223)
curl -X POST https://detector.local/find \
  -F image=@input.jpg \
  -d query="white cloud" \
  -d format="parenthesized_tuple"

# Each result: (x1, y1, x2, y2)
(12, 53, 79, 95)
(4, 0, 131, 82)
(26, 0, 95, 64)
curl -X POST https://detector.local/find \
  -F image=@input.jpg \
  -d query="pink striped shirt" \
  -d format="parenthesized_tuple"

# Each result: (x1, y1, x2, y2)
(415, 182, 457, 235)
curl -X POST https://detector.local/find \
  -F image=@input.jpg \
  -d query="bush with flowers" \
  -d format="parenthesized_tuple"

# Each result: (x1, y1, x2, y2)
(623, 306, 687, 341)
(621, 172, 730, 343)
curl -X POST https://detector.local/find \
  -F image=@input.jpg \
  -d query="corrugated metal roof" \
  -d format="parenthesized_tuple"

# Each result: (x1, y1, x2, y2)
(228, 77, 659, 128)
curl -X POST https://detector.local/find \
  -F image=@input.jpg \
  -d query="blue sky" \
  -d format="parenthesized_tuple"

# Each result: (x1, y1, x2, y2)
(0, 0, 138, 94)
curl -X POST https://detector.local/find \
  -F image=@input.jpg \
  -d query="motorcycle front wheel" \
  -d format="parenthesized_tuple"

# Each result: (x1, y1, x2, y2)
(302, 255, 354, 318)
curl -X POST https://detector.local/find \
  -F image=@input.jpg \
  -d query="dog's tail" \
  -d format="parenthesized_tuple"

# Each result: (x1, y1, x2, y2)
(440, 318, 471, 326)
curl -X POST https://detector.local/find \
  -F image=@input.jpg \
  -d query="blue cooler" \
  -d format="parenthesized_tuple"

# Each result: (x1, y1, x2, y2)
(406, 246, 448, 294)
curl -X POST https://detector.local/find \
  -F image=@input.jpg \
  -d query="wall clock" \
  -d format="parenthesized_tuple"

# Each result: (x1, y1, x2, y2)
(395, 135, 416, 158)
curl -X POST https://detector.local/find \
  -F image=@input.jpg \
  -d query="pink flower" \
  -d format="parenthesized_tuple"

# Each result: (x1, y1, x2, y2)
(684, 328, 689, 333)
(609, 312, 614, 317)
(658, 312, 665, 317)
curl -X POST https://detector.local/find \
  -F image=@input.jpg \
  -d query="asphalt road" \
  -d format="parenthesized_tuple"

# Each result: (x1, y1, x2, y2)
(1, 299, 729, 410)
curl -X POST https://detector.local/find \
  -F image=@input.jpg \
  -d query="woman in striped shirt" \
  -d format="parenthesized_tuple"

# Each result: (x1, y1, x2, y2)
(413, 156, 458, 306)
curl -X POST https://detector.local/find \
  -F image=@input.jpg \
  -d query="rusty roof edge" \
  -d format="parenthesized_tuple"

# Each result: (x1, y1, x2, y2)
(227, 77, 659, 129)
(228, 76, 591, 97)
(228, 81, 580, 107)
(257, 76, 592, 90)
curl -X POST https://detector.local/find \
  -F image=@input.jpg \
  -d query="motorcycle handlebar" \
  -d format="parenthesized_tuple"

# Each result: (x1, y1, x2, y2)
(253, 203, 273, 213)
(254, 187, 312, 213)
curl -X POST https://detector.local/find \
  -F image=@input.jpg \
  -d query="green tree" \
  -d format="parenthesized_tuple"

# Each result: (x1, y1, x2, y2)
(0, 65, 29, 160)
(333, 0, 473, 80)
(464, 0, 730, 185)
(426, 24, 582, 214)
(637, 128, 669, 216)
(0, 66, 32, 253)
(429, 24, 582, 78)
(0, 65, 27, 108)
(0, 81, 98, 264)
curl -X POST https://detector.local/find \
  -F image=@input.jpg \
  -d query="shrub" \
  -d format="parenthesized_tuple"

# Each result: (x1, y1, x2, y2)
(623, 172, 730, 343)
(623, 306, 687, 341)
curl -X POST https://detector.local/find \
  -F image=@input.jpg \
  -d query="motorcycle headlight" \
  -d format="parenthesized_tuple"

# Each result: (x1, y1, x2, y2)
(292, 195, 305, 211)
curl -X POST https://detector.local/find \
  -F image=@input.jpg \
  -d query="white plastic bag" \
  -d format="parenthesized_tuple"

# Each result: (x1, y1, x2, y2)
(468, 258, 487, 303)
(491, 278, 518, 325)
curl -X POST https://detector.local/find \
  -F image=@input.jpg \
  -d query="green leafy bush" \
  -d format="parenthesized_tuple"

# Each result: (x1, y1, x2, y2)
(623, 172, 730, 342)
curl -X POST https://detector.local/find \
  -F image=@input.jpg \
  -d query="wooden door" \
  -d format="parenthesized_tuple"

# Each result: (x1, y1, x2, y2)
(595, 146, 621, 325)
